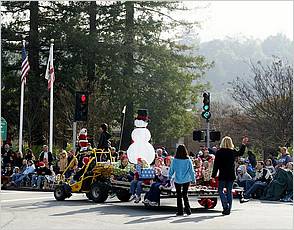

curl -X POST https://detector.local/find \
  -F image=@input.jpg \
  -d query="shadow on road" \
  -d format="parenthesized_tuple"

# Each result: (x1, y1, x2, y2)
(47, 200, 224, 225)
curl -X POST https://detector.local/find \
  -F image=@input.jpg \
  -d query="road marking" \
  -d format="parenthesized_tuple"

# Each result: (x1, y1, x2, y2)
(1, 196, 53, 203)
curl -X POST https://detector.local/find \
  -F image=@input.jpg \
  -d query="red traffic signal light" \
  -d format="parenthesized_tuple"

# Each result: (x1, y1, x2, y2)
(81, 94, 87, 104)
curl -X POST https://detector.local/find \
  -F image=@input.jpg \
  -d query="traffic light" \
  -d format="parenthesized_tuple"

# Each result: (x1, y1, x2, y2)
(201, 92, 211, 121)
(210, 131, 221, 142)
(74, 91, 88, 121)
(193, 130, 205, 141)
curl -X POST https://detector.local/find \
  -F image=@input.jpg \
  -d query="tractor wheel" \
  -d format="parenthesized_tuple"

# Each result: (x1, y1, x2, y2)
(54, 185, 67, 201)
(198, 198, 217, 209)
(116, 189, 131, 202)
(90, 182, 109, 203)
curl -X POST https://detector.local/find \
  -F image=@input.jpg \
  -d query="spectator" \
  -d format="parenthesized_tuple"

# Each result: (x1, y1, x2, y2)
(1, 163, 14, 187)
(58, 150, 68, 174)
(24, 149, 36, 161)
(169, 144, 195, 216)
(65, 149, 78, 178)
(12, 160, 35, 187)
(13, 151, 23, 168)
(247, 151, 257, 168)
(211, 136, 248, 215)
(263, 162, 293, 201)
(2, 144, 14, 167)
(39, 145, 54, 166)
(10, 160, 27, 184)
(276, 147, 292, 167)
(236, 165, 252, 188)
(241, 161, 273, 202)
(32, 160, 52, 189)
(265, 158, 276, 175)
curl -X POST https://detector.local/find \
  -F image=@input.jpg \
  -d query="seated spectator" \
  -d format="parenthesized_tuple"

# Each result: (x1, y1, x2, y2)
(262, 162, 293, 201)
(265, 158, 276, 175)
(24, 149, 36, 161)
(236, 165, 252, 188)
(1, 163, 14, 187)
(32, 160, 52, 189)
(245, 160, 256, 178)
(241, 161, 273, 202)
(12, 160, 35, 187)
(276, 147, 292, 168)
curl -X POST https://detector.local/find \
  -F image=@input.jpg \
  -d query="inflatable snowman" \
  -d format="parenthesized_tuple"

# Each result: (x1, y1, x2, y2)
(127, 109, 155, 165)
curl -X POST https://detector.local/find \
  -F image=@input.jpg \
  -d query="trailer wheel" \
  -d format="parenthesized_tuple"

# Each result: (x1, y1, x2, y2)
(116, 189, 131, 202)
(198, 198, 217, 209)
(90, 182, 109, 203)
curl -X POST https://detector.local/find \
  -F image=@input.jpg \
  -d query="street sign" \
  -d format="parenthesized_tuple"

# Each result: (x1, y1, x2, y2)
(1, 117, 7, 141)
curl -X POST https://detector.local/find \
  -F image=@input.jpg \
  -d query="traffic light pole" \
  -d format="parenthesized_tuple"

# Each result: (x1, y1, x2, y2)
(73, 121, 77, 152)
(206, 120, 210, 148)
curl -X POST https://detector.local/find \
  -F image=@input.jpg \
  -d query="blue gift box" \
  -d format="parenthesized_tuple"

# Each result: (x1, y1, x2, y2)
(140, 168, 155, 179)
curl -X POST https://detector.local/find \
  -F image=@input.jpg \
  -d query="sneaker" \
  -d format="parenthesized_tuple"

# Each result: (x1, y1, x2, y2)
(129, 194, 136, 201)
(176, 212, 184, 216)
(240, 198, 250, 203)
(149, 201, 159, 206)
(142, 199, 150, 204)
(134, 195, 141, 203)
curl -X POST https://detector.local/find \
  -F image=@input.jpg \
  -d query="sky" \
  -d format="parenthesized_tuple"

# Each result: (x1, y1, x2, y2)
(177, 1, 293, 42)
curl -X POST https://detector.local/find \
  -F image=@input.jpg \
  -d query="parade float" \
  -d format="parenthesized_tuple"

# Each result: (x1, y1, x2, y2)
(54, 110, 244, 209)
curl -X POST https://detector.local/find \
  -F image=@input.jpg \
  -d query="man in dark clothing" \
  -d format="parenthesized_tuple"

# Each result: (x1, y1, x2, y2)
(97, 123, 111, 150)
(2, 144, 14, 167)
(241, 161, 273, 202)
(211, 136, 248, 215)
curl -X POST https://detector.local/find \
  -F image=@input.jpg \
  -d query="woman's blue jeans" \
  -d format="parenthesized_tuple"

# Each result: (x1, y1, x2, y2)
(218, 180, 233, 211)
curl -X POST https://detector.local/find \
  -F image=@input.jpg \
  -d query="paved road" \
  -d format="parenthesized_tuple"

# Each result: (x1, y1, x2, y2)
(1, 190, 293, 230)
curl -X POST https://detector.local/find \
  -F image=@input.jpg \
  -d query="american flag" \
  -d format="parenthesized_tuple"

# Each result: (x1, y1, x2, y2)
(21, 45, 30, 84)
(45, 45, 55, 90)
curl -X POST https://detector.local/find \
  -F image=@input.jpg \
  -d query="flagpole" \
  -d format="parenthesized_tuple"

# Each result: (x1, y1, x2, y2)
(119, 105, 126, 151)
(49, 39, 54, 154)
(18, 40, 26, 155)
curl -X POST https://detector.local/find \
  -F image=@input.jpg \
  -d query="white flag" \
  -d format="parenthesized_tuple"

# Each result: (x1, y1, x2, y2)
(122, 105, 126, 114)
(45, 45, 55, 90)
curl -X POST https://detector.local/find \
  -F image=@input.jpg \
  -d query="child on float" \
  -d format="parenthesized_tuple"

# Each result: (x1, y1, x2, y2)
(143, 156, 172, 206)
(113, 154, 134, 182)
(129, 157, 147, 203)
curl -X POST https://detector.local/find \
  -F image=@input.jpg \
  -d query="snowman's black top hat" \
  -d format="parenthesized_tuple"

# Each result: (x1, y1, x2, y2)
(136, 109, 150, 121)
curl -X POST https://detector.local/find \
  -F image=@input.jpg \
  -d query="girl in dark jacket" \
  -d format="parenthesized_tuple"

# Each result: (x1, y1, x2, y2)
(211, 136, 248, 215)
